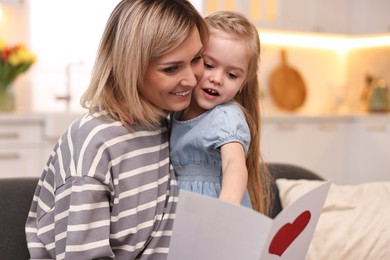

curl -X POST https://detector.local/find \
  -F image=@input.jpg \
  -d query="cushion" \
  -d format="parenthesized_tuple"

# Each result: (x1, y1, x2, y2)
(276, 179, 390, 260)
(266, 163, 324, 218)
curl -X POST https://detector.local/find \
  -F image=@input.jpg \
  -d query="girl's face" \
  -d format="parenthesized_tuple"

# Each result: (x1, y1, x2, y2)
(142, 27, 204, 113)
(189, 28, 249, 115)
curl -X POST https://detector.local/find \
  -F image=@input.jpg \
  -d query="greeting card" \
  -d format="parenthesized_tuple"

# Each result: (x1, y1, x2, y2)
(168, 181, 330, 260)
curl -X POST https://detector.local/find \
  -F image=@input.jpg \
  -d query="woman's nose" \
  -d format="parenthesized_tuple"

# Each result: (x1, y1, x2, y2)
(181, 63, 204, 87)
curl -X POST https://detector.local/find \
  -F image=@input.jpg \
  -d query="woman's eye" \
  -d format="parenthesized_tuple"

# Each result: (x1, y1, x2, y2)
(163, 66, 178, 74)
(192, 55, 203, 63)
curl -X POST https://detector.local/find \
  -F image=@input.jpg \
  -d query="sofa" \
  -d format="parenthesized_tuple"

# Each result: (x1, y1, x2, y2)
(0, 177, 38, 260)
(266, 163, 323, 218)
(1, 163, 389, 260)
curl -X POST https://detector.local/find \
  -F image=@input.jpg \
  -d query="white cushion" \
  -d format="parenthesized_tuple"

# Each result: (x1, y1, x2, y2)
(276, 179, 390, 260)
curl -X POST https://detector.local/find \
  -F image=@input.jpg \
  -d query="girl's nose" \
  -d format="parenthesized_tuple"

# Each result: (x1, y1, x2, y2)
(209, 71, 223, 86)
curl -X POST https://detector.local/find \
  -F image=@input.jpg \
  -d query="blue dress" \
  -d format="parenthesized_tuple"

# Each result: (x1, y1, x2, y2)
(170, 101, 252, 208)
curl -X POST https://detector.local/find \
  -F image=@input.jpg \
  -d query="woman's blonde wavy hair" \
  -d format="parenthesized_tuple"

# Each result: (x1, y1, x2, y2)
(205, 11, 272, 214)
(81, 0, 208, 127)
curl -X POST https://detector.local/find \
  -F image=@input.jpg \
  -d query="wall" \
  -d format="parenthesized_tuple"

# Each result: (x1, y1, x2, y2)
(1, 1, 389, 115)
(259, 43, 348, 115)
(260, 38, 390, 115)
(0, 0, 119, 113)
(27, 0, 119, 113)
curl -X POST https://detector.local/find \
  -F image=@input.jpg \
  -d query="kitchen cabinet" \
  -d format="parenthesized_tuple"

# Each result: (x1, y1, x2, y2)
(0, 0, 24, 6)
(279, 0, 389, 34)
(198, 0, 389, 35)
(348, 115, 390, 184)
(349, 0, 390, 35)
(0, 113, 81, 178)
(1, 113, 388, 183)
(262, 114, 390, 184)
(0, 116, 44, 178)
(279, 0, 349, 34)
(261, 116, 350, 184)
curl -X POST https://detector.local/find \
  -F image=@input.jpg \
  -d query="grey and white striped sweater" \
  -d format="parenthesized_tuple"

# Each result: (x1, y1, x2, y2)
(25, 111, 178, 260)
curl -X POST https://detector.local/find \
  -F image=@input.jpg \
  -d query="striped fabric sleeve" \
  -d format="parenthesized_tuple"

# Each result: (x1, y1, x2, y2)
(26, 173, 114, 259)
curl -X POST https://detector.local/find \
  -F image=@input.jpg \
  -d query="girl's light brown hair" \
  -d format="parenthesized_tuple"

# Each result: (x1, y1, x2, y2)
(205, 11, 271, 214)
(81, 0, 208, 127)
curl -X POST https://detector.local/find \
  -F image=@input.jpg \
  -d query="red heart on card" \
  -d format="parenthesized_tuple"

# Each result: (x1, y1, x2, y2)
(268, 210, 311, 256)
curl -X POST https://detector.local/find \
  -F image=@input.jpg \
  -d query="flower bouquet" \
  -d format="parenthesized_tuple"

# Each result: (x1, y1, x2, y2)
(0, 39, 37, 111)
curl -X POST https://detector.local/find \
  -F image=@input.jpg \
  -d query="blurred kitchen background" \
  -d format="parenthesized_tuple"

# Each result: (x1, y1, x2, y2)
(0, 0, 389, 183)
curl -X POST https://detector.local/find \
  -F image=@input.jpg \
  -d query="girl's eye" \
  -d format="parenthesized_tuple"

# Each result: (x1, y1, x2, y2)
(163, 66, 178, 74)
(228, 72, 238, 79)
(204, 62, 213, 69)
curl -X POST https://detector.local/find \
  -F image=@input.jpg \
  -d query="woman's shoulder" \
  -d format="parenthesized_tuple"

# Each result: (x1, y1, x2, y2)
(69, 111, 125, 138)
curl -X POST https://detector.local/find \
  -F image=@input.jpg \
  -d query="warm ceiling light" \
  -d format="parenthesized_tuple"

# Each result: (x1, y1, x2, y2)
(348, 35, 390, 48)
(259, 30, 390, 52)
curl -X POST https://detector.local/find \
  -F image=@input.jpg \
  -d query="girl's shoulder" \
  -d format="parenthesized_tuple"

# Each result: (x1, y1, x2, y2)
(210, 101, 246, 121)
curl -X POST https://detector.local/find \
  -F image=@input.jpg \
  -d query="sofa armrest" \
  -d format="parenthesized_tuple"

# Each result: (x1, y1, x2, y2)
(0, 178, 38, 260)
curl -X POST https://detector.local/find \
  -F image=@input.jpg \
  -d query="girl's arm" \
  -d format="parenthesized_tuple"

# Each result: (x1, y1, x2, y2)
(219, 142, 248, 205)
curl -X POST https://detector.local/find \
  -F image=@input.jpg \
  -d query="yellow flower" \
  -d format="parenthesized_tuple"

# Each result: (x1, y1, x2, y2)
(0, 39, 5, 51)
(9, 45, 37, 66)
(0, 40, 37, 89)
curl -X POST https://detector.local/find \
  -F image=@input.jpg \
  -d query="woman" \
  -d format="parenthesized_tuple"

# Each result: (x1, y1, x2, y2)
(25, 0, 208, 259)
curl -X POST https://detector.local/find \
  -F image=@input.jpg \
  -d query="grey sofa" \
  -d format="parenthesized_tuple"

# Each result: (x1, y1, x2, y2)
(0, 163, 322, 259)
(267, 163, 323, 218)
(0, 177, 38, 260)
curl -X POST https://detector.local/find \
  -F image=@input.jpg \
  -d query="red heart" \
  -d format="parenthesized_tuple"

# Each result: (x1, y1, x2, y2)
(268, 210, 311, 256)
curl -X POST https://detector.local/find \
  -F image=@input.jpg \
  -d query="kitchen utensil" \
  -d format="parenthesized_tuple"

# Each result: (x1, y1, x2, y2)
(368, 78, 389, 112)
(269, 49, 307, 111)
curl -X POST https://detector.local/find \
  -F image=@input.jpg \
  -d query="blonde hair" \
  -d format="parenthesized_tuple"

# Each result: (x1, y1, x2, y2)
(205, 11, 271, 214)
(81, 0, 208, 127)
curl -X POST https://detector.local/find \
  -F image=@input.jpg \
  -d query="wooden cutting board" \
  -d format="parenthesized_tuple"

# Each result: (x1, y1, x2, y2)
(269, 49, 306, 111)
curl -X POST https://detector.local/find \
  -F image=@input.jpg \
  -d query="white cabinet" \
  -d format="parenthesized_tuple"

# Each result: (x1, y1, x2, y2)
(0, 117, 44, 178)
(279, 0, 389, 34)
(262, 115, 390, 184)
(1, 113, 388, 182)
(348, 116, 390, 184)
(298, 120, 350, 183)
(279, 0, 349, 34)
(262, 116, 350, 184)
(0, 113, 82, 178)
(198, 0, 389, 34)
(348, 0, 390, 35)
(262, 121, 305, 166)
(0, 0, 24, 6)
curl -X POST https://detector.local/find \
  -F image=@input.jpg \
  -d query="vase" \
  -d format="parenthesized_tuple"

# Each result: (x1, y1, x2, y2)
(0, 84, 15, 112)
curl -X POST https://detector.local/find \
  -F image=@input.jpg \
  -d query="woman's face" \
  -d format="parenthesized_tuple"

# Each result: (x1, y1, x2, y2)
(142, 27, 204, 113)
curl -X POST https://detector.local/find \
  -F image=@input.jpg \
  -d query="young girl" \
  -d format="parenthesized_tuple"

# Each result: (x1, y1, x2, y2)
(170, 11, 270, 213)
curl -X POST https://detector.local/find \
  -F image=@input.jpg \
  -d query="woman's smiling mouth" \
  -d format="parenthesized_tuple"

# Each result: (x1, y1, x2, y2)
(170, 90, 191, 96)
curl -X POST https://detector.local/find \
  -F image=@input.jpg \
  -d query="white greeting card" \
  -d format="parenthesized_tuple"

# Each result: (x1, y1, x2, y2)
(168, 181, 330, 260)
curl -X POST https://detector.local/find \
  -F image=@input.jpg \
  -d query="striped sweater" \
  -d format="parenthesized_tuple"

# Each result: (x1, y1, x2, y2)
(25, 111, 178, 260)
